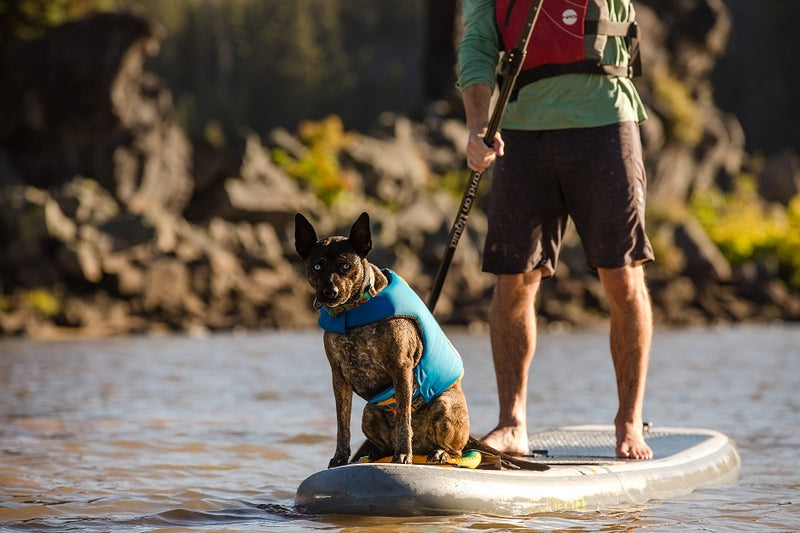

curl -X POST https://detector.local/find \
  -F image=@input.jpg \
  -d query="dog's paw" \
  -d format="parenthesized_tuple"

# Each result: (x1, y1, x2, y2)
(427, 449, 451, 464)
(393, 453, 413, 464)
(327, 454, 350, 469)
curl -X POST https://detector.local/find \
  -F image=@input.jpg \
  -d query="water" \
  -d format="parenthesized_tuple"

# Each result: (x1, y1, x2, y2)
(1, 325, 798, 532)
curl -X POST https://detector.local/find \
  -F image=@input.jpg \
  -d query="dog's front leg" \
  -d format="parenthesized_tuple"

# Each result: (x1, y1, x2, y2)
(329, 369, 352, 468)
(392, 365, 415, 464)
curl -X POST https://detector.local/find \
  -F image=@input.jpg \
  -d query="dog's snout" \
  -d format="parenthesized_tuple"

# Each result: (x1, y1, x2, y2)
(322, 284, 339, 300)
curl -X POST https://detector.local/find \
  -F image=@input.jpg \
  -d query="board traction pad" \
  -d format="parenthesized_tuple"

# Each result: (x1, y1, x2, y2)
(527, 426, 711, 464)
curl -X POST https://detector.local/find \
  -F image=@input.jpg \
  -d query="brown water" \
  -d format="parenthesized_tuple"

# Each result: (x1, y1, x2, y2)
(1, 325, 798, 532)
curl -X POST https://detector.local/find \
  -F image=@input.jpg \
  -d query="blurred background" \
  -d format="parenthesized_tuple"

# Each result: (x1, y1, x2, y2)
(1, 0, 799, 338)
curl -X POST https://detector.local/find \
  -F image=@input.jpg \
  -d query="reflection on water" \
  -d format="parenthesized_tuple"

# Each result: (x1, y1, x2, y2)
(1, 326, 798, 532)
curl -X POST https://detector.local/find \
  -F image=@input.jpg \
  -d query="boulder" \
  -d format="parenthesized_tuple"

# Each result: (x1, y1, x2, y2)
(757, 150, 800, 205)
(0, 12, 193, 215)
(672, 217, 732, 282)
(343, 114, 430, 206)
(186, 133, 318, 229)
(636, 0, 745, 201)
(0, 7, 796, 338)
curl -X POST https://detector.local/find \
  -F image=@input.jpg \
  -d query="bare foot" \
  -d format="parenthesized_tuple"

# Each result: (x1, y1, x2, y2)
(481, 425, 529, 456)
(616, 422, 653, 460)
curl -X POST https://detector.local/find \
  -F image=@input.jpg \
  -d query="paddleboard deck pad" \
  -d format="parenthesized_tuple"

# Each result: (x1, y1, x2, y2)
(295, 425, 740, 516)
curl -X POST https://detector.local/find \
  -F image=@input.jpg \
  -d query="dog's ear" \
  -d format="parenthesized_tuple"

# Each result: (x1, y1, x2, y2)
(348, 212, 372, 258)
(294, 213, 318, 259)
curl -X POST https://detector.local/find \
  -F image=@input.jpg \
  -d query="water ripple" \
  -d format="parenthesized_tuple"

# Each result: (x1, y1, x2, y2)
(1, 327, 798, 531)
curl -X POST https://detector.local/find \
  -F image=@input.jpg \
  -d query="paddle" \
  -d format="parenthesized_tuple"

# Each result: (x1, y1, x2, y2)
(426, 0, 545, 312)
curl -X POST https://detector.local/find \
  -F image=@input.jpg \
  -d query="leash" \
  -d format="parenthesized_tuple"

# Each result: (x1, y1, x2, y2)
(426, 0, 545, 313)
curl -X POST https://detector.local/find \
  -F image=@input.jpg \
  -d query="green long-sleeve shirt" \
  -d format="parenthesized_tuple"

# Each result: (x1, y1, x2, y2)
(457, 0, 647, 130)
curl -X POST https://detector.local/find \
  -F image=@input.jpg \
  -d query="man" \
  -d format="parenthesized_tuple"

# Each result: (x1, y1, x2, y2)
(458, 0, 654, 459)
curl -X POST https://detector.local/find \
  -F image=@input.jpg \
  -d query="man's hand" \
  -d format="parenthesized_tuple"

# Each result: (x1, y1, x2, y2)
(466, 126, 504, 173)
(461, 84, 504, 173)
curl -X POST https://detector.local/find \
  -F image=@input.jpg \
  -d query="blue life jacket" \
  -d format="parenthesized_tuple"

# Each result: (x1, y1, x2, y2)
(318, 269, 464, 412)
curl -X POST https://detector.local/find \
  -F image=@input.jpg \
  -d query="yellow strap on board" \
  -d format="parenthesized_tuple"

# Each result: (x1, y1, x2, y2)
(358, 449, 482, 469)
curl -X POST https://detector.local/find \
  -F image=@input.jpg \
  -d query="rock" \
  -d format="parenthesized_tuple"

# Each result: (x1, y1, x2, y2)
(0, 7, 796, 338)
(757, 150, 800, 205)
(0, 186, 67, 287)
(102, 253, 145, 296)
(61, 291, 146, 337)
(415, 117, 469, 173)
(343, 114, 430, 206)
(54, 177, 120, 225)
(56, 239, 103, 283)
(639, 0, 731, 89)
(0, 12, 193, 215)
(186, 133, 317, 227)
(653, 276, 699, 325)
(636, 0, 744, 201)
(141, 257, 202, 318)
(100, 213, 156, 251)
(124, 123, 194, 215)
(44, 196, 77, 243)
(269, 127, 309, 159)
(672, 217, 732, 282)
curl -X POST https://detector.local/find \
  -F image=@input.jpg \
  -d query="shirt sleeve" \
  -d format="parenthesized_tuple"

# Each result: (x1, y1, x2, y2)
(456, 0, 501, 92)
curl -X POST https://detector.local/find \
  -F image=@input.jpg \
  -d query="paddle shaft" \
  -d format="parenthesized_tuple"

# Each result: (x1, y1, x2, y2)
(426, 0, 544, 312)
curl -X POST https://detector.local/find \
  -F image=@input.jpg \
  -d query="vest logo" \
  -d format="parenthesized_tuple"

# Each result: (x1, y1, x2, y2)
(562, 9, 578, 26)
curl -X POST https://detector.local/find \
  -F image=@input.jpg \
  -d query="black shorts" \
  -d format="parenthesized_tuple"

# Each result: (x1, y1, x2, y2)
(483, 122, 654, 276)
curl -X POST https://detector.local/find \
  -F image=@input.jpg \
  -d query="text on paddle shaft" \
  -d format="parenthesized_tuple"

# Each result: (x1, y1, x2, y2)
(449, 172, 481, 248)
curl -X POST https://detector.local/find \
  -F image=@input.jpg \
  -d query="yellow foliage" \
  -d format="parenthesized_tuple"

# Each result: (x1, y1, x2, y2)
(5, 0, 117, 40)
(778, 196, 800, 287)
(23, 289, 61, 318)
(272, 115, 355, 206)
(691, 176, 800, 288)
(651, 68, 704, 147)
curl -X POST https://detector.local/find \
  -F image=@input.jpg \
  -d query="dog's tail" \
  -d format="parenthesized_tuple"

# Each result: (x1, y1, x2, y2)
(465, 436, 549, 471)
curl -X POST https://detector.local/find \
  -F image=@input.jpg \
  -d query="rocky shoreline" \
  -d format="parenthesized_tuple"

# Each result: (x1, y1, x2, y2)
(1, 7, 799, 339)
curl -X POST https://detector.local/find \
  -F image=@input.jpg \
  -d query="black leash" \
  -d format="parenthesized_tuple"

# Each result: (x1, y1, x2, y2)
(427, 0, 545, 312)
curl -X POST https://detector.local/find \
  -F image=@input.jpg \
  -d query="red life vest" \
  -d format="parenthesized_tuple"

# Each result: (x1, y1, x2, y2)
(496, 0, 641, 98)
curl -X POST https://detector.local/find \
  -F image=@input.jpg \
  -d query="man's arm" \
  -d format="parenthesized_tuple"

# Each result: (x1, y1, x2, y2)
(462, 83, 504, 173)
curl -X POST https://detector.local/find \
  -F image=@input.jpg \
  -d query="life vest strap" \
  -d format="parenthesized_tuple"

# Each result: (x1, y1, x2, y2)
(506, 61, 633, 102)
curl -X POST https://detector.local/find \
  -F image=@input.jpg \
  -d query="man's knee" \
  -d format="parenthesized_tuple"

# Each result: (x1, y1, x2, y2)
(598, 265, 650, 310)
(495, 271, 542, 297)
(492, 271, 542, 313)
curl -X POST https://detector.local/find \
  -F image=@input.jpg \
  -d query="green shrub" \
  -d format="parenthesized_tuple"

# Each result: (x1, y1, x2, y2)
(651, 68, 704, 147)
(1, 0, 116, 41)
(271, 115, 356, 206)
(691, 177, 800, 288)
(778, 196, 800, 288)
(23, 289, 61, 318)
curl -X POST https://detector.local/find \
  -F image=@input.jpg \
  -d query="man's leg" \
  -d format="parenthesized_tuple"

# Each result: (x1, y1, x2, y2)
(482, 270, 542, 455)
(598, 264, 653, 460)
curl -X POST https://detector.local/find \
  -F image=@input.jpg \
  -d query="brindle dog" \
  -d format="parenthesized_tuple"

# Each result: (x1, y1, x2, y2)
(295, 212, 470, 468)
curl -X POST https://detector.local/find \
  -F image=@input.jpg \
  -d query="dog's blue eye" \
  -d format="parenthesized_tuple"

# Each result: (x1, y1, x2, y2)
(313, 263, 322, 271)
(341, 263, 351, 271)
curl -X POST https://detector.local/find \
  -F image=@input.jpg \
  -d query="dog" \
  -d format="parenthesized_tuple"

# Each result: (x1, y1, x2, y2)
(295, 212, 470, 468)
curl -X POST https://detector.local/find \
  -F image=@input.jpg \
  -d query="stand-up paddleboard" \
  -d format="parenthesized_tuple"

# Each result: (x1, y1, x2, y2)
(296, 425, 740, 516)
